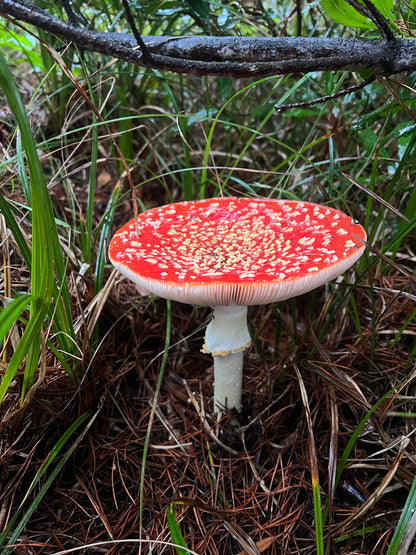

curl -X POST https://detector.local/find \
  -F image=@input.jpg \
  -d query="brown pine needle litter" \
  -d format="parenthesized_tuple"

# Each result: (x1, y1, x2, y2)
(1, 265, 416, 553)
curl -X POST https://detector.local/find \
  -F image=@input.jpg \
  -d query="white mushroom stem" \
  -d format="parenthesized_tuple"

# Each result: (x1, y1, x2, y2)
(202, 305, 251, 412)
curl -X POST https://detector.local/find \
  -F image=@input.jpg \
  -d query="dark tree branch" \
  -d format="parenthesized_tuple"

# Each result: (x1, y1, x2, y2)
(360, 0, 395, 41)
(120, 0, 151, 64)
(345, 0, 395, 40)
(57, 0, 86, 28)
(296, 0, 302, 37)
(0, 0, 414, 78)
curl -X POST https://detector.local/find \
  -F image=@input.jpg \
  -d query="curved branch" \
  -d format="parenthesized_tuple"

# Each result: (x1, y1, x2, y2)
(345, 0, 395, 40)
(0, 0, 415, 77)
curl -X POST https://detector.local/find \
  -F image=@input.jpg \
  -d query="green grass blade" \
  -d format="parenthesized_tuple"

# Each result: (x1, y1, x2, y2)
(167, 503, 189, 555)
(0, 51, 53, 400)
(0, 299, 48, 401)
(200, 74, 311, 195)
(139, 300, 172, 529)
(0, 53, 53, 300)
(294, 364, 324, 554)
(0, 411, 91, 553)
(312, 480, 324, 555)
(322, 382, 413, 525)
(386, 474, 416, 555)
(15, 133, 31, 205)
(78, 49, 98, 265)
(389, 306, 416, 354)
(0, 48, 54, 402)
(0, 192, 32, 267)
(93, 183, 121, 295)
(0, 295, 31, 343)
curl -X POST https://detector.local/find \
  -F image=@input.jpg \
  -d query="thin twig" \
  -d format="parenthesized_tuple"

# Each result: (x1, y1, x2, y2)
(361, 0, 395, 41)
(342, 172, 410, 222)
(275, 75, 376, 111)
(345, 0, 395, 40)
(120, 0, 151, 64)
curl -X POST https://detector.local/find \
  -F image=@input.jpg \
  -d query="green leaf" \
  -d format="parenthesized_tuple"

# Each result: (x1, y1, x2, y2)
(373, 0, 394, 18)
(0, 51, 53, 401)
(185, 0, 210, 22)
(321, 0, 393, 29)
(0, 28, 44, 71)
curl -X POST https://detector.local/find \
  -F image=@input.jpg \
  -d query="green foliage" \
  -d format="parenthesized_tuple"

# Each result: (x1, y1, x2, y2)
(386, 474, 416, 554)
(0, 28, 43, 71)
(167, 503, 190, 555)
(321, 0, 393, 28)
(0, 51, 76, 403)
(185, 0, 211, 22)
(0, 295, 31, 345)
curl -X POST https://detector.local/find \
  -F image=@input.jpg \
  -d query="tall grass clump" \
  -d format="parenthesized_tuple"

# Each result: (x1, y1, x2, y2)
(0, 52, 76, 402)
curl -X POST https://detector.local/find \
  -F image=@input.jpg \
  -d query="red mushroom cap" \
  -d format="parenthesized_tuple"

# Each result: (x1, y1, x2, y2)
(108, 197, 366, 306)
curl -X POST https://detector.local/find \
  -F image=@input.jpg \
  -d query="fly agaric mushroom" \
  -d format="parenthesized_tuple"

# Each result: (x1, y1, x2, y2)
(108, 197, 366, 412)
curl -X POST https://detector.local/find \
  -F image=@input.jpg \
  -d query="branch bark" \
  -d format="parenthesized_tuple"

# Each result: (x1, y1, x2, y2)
(0, 0, 415, 77)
